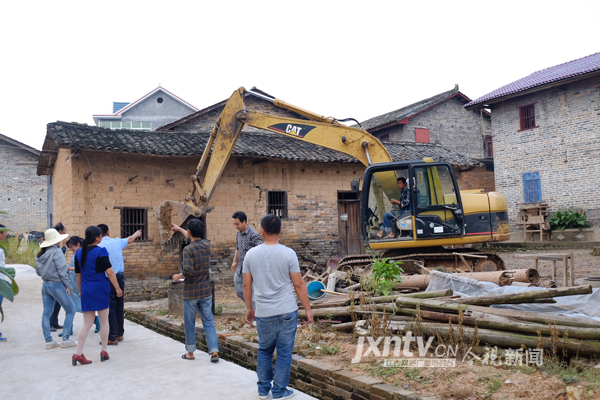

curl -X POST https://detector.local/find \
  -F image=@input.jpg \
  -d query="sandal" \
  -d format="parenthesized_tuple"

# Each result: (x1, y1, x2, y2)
(181, 354, 195, 360)
(384, 234, 396, 239)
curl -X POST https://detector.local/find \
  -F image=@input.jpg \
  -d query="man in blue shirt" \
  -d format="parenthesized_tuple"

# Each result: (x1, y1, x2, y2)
(97, 224, 142, 345)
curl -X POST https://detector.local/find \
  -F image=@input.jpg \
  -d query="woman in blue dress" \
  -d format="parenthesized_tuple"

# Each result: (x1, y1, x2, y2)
(72, 226, 123, 366)
(66, 236, 101, 334)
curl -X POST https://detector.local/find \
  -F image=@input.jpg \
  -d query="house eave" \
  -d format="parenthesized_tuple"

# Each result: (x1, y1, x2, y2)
(465, 69, 600, 110)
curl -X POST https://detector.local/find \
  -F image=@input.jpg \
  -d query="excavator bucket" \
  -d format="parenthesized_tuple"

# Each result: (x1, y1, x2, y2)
(156, 200, 196, 252)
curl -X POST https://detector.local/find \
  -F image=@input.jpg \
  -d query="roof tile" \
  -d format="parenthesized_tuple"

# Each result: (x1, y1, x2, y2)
(37, 121, 480, 175)
(465, 52, 600, 107)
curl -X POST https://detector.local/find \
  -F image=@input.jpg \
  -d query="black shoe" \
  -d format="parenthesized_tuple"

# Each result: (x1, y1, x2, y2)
(53, 324, 63, 329)
(50, 327, 57, 332)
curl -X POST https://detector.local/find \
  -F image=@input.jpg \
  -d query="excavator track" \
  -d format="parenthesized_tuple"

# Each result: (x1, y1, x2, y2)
(338, 247, 505, 275)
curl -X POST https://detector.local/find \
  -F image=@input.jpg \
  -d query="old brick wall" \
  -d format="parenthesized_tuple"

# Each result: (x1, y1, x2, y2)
(0, 140, 48, 234)
(491, 75, 600, 229)
(454, 165, 495, 193)
(52, 148, 362, 291)
(375, 96, 492, 159)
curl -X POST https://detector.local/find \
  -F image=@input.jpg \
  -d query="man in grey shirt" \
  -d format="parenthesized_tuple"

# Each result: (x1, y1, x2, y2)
(243, 214, 313, 400)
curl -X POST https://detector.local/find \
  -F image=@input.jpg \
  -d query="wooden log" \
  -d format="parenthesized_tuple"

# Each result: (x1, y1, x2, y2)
(321, 289, 345, 296)
(391, 307, 600, 340)
(449, 285, 592, 306)
(511, 282, 536, 287)
(390, 297, 600, 328)
(539, 279, 557, 288)
(505, 269, 541, 285)
(329, 321, 356, 331)
(369, 289, 453, 304)
(394, 275, 430, 290)
(452, 271, 512, 286)
(387, 320, 600, 357)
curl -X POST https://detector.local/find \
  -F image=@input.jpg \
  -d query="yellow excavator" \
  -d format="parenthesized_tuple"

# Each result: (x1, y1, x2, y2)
(157, 87, 510, 274)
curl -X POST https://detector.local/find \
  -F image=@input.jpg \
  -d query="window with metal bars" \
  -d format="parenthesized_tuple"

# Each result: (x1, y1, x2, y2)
(519, 104, 536, 130)
(267, 191, 288, 218)
(120, 208, 147, 240)
(483, 135, 493, 157)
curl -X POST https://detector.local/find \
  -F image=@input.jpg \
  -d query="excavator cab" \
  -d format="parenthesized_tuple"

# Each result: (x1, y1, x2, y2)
(362, 160, 465, 250)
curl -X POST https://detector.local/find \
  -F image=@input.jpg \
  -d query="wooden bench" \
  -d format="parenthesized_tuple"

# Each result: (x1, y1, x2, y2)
(513, 253, 574, 287)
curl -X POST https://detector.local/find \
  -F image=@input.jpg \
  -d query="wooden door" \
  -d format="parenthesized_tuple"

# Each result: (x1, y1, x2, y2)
(338, 192, 362, 257)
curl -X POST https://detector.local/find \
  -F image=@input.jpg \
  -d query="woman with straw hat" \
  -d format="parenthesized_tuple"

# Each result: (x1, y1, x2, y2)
(35, 228, 77, 350)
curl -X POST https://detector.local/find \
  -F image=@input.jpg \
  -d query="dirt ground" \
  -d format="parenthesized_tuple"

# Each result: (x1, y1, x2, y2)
(134, 247, 600, 400)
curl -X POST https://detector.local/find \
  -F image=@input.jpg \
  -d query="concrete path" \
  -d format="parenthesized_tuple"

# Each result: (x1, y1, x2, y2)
(0, 264, 316, 400)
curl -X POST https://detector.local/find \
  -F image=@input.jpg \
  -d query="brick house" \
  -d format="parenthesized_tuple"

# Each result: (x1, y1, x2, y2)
(93, 86, 199, 132)
(0, 133, 50, 235)
(38, 90, 481, 292)
(464, 52, 600, 236)
(360, 86, 495, 192)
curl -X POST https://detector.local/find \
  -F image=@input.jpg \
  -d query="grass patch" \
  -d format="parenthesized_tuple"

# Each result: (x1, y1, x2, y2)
(319, 345, 340, 355)
(5, 237, 39, 267)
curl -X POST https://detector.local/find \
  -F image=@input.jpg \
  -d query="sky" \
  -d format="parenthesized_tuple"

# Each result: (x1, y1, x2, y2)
(1, 0, 599, 150)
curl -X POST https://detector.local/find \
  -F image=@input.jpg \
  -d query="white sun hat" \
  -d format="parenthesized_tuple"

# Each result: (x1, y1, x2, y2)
(40, 228, 69, 248)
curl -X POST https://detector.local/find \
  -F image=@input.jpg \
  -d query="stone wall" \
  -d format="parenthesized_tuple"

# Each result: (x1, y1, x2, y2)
(0, 139, 48, 234)
(373, 96, 492, 160)
(490, 75, 600, 230)
(125, 309, 440, 400)
(52, 148, 361, 289)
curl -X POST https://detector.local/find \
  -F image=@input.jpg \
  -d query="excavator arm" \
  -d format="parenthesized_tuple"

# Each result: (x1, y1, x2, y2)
(157, 87, 393, 249)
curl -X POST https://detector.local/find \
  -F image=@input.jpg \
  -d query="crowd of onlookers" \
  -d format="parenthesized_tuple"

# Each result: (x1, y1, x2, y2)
(2, 212, 313, 399)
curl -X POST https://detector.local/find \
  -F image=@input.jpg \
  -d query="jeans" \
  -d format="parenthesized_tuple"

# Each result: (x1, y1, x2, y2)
(108, 272, 125, 340)
(183, 295, 219, 354)
(256, 310, 298, 398)
(49, 300, 61, 327)
(234, 272, 245, 301)
(381, 210, 405, 233)
(41, 281, 75, 342)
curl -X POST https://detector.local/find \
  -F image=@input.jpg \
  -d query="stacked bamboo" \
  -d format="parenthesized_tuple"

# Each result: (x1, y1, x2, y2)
(299, 285, 600, 357)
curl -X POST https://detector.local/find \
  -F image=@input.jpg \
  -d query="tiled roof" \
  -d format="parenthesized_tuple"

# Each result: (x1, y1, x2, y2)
(0, 133, 40, 156)
(465, 52, 600, 108)
(359, 86, 471, 131)
(37, 121, 480, 175)
(113, 102, 130, 113)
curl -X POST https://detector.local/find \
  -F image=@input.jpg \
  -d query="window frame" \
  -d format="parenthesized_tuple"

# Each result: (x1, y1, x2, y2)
(483, 135, 493, 158)
(415, 128, 430, 143)
(267, 191, 288, 219)
(119, 207, 148, 240)
(518, 103, 538, 131)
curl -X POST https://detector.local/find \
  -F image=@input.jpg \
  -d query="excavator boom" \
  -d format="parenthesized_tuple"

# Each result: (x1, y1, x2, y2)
(157, 87, 393, 250)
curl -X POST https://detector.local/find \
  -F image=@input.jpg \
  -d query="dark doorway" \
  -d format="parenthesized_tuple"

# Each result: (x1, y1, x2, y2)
(338, 191, 362, 257)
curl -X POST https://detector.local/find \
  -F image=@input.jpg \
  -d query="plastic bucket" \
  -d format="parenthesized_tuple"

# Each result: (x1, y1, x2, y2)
(307, 281, 326, 300)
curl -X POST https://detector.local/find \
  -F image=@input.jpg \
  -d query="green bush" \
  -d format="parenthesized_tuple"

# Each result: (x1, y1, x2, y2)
(548, 207, 590, 231)
(366, 257, 404, 296)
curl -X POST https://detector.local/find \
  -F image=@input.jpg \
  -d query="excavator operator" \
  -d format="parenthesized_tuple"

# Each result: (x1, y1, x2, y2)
(377, 177, 410, 239)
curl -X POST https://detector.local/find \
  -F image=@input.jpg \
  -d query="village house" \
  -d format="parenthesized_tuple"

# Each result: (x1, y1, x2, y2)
(360, 86, 495, 192)
(0, 133, 50, 235)
(37, 89, 482, 292)
(93, 86, 199, 132)
(464, 52, 600, 237)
